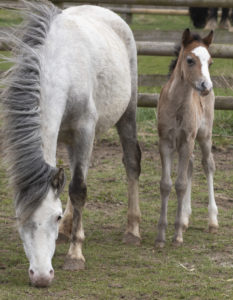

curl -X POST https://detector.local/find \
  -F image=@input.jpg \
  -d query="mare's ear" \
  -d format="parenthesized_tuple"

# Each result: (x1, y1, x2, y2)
(203, 30, 214, 47)
(182, 28, 192, 46)
(51, 168, 66, 195)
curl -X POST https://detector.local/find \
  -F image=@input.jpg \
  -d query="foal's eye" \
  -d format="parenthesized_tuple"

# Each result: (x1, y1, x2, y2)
(187, 57, 195, 66)
(57, 216, 62, 222)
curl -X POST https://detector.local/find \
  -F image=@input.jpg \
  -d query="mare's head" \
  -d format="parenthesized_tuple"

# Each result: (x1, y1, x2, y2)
(180, 28, 214, 96)
(16, 168, 65, 287)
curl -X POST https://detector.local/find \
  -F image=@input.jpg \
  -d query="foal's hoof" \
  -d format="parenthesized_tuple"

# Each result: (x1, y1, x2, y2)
(123, 232, 141, 246)
(63, 257, 85, 271)
(208, 225, 219, 234)
(154, 240, 165, 249)
(57, 232, 70, 244)
(172, 238, 183, 247)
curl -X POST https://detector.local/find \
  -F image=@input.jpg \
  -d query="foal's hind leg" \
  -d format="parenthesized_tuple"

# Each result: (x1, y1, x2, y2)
(63, 123, 95, 270)
(116, 105, 141, 245)
(198, 136, 218, 233)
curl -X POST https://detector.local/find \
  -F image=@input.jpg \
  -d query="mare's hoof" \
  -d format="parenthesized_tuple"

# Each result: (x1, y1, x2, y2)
(63, 257, 85, 271)
(57, 232, 70, 244)
(155, 240, 165, 249)
(123, 232, 141, 246)
(208, 225, 219, 234)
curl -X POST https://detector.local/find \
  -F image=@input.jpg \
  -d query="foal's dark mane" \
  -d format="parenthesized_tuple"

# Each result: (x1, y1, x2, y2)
(0, 1, 61, 223)
(168, 33, 203, 77)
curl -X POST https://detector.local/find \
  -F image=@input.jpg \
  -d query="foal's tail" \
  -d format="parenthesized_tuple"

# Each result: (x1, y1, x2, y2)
(0, 1, 61, 223)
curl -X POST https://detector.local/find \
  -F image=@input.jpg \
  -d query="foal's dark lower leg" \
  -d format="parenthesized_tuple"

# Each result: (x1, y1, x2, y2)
(116, 108, 141, 245)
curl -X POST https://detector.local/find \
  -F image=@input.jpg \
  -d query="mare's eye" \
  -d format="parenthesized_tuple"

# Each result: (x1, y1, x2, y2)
(57, 215, 62, 222)
(187, 57, 195, 65)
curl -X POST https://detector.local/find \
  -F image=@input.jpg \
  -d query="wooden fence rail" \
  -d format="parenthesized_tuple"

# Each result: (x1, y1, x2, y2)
(138, 94, 233, 110)
(51, 0, 233, 8)
(1, 0, 233, 8)
(137, 42, 233, 59)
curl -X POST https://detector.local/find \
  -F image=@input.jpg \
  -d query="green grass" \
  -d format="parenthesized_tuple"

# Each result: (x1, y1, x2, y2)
(0, 8, 233, 300)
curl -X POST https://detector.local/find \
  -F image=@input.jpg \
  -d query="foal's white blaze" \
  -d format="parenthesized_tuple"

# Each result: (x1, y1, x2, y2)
(192, 46, 213, 92)
(18, 189, 62, 287)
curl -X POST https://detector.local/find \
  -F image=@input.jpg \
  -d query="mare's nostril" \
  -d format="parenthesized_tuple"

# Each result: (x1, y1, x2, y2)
(29, 269, 34, 276)
(49, 269, 54, 275)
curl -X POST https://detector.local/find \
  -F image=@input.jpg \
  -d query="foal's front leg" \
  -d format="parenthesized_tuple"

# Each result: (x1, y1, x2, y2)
(198, 136, 218, 233)
(155, 138, 174, 248)
(173, 137, 194, 246)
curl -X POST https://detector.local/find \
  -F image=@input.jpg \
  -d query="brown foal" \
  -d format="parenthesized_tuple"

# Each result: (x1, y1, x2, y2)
(156, 29, 218, 247)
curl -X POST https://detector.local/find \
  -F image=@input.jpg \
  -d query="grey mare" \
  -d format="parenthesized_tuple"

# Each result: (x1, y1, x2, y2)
(1, 0, 141, 287)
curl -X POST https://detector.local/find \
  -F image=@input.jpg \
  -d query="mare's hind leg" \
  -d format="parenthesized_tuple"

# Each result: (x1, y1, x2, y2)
(63, 123, 95, 270)
(116, 105, 141, 246)
(198, 136, 218, 233)
(181, 155, 194, 231)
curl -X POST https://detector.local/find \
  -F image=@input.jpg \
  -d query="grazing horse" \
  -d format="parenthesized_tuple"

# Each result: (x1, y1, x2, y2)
(155, 29, 219, 248)
(1, 1, 141, 287)
(189, 7, 233, 30)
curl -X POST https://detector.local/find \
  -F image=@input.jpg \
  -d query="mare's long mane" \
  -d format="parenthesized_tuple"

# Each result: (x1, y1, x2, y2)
(0, 1, 61, 223)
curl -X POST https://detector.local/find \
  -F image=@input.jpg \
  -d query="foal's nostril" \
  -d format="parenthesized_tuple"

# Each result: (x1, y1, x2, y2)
(201, 81, 206, 89)
(29, 269, 34, 276)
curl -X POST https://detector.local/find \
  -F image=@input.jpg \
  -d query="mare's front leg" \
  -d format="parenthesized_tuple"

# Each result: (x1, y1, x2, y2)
(173, 133, 194, 246)
(63, 122, 95, 270)
(198, 136, 218, 233)
(58, 197, 73, 243)
(155, 137, 174, 248)
(116, 104, 141, 245)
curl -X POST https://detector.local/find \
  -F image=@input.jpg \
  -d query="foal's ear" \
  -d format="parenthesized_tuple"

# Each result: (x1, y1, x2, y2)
(51, 168, 66, 195)
(182, 28, 192, 46)
(203, 30, 214, 47)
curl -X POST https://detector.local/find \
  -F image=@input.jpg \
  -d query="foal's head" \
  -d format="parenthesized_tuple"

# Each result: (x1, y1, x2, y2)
(179, 28, 214, 96)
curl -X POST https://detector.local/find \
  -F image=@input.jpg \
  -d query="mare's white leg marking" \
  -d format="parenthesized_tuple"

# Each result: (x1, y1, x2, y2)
(125, 179, 141, 240)
(67, 221, 85, 262)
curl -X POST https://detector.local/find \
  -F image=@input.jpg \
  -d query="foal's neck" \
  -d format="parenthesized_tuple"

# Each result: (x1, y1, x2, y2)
(169, 63, 193, 104)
